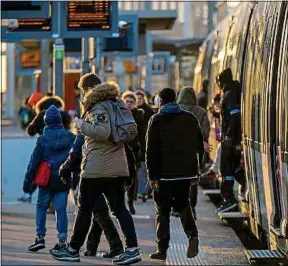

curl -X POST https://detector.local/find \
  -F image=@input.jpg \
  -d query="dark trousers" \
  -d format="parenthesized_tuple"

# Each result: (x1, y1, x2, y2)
(70, 178, 138, 251)
(220, 141, 241, 201)
(127, 168, 139, 202)
(86, 194, 123, 252)
(190, 184, 198, 209)
(153, 180, 198, 251)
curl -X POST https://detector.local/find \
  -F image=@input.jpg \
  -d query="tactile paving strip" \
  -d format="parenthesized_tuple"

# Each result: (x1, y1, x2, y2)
(166, 217, 208, 265)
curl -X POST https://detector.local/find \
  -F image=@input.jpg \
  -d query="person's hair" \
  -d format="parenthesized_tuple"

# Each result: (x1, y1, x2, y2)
(217, 68, 233, 86)
(122, 91, 137, 104)
(78, 73, 102, 92)
(214, 93, 221, 103)
(159, 87, 176, 105)
(135, 90, 148, 104)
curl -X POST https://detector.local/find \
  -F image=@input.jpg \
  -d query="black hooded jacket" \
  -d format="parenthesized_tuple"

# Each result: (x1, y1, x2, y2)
(26, 96, 71, 136)
(221, 80, 241, 144)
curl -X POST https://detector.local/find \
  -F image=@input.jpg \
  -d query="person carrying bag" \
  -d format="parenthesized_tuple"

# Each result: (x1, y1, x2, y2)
(22, 105, 75, 254)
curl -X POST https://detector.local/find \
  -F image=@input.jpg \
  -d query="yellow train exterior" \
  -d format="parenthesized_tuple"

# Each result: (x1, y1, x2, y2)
(194, 2, 288, 256)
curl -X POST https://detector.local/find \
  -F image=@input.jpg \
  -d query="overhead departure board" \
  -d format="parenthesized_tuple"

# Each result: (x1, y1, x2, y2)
(67, 1, 111, 31)
(1, 1, 50, 19)
(2, 1, 41, 11)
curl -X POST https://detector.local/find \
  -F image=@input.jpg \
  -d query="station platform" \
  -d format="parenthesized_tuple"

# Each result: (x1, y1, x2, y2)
(2, 187, 249, 265)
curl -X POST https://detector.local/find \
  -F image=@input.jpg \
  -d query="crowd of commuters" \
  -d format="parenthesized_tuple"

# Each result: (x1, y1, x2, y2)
(18, 67, 244, 264)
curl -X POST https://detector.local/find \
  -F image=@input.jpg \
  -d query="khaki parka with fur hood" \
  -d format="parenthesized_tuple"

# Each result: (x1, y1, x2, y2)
(79, 82, 129, 178)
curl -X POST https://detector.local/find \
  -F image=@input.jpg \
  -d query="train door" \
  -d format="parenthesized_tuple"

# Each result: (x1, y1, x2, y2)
(259, 3, 285, 239)
(64, 72, 80, 111)
(242, 2, 267, 236)
(276, 2, 288, 245)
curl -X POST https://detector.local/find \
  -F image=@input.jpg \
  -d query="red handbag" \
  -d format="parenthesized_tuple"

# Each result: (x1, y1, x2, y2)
(34, 161, 51, 187)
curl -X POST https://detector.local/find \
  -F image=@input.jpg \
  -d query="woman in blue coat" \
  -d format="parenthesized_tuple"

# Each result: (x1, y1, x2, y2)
(22, 105, 75, 253)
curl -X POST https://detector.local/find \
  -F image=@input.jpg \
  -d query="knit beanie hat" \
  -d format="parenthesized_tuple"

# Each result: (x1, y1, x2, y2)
(44, 105, 62, 126)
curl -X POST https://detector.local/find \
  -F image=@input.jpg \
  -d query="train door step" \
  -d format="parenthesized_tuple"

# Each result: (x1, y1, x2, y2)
(245, 249, 287, 265)
(218, 212, 248, 220)
(203, 189, 221, 195)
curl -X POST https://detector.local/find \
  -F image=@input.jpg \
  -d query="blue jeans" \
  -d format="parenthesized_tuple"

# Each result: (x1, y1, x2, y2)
(36, 188, 68, 239)
(138, 164, 149, 195)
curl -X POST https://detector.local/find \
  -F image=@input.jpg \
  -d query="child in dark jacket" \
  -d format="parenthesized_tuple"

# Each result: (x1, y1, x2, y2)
(22, 105, 75, 253)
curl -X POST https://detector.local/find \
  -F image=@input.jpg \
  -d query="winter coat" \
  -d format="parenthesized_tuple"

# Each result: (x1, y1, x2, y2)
(128, 108, 146, 163)
(197, 90, 208, 109)
(146, 103, 204, 181)
(26, 95, 71, 136)
(177, 87, 210, 142)
(137, 103, 154, 129)
(61, 133, 136, 188)
(23, 125, 75, 193)
(79, 82, 129, 179)
(221, 80, 241, 144)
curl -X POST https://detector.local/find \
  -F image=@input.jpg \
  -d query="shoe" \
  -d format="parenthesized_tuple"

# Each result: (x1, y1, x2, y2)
(84, 250, 96, 256)
(217, 201, 237, 213)
(147, 193, 153, 199)
(187, 237, 199, 258)
(112, 249, 142, 265)
(49, 240, 67, 254)
(192, 208, 197, 220)
(149, 250, 166, 261)
(142, 195, 147, 203)
(17, 194, 32, 203)
(103, 247, 124, 258)
(128, 202, 136, 215)
(50, 246, 80, 262)
(28, 237, 45, 252)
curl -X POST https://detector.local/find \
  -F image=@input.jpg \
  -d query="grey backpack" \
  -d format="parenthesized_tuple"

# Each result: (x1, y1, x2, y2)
(106, 99, 138, 145)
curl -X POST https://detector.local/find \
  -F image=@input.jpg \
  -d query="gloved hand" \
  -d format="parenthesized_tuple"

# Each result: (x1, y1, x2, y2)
(59, 164, 72, 185)
(149, 180, 160, 192)
(74, 117, 84, 129)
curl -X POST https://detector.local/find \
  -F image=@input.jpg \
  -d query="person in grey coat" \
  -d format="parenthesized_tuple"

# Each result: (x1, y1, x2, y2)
(177, 86, 211, 219)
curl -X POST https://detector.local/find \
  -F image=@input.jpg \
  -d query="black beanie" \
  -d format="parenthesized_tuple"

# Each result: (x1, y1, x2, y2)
(159, 88, 176, 105)
(218, 68, 233, 85)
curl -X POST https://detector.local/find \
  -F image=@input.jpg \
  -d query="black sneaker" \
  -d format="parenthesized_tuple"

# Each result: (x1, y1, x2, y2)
(103, 248, 124, 258)
(112, 249, 142, 265)
(84, 250, 96, 256)
(128, 202, 136, 215)
(50, 246, 80, 262)
(28, 238, 45, 252)
(217, 201, 237, 213)
(149, 251, 166, 261)
(187, 237, 199, 258)
(49, 241, 67, 254)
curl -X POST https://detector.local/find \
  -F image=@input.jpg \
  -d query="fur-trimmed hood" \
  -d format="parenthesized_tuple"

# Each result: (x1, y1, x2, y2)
(80, 82, 121, 114)
(35, 95, 65, 114)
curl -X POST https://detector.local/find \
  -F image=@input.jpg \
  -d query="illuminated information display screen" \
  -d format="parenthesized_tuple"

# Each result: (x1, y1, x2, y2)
(8, 19, 51, 32)
(67, 1, 112, 31)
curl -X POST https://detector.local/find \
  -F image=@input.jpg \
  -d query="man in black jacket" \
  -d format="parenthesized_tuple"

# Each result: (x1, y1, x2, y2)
(122, 91, 146, 214)
(216, 68, 243, 213)
(146, 88, 204, 261)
